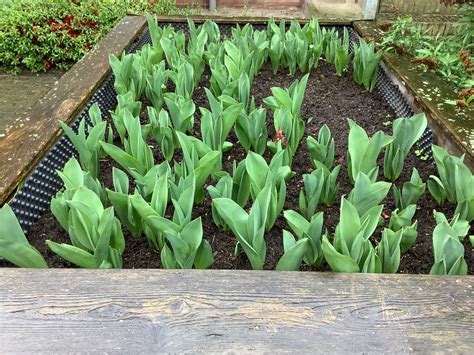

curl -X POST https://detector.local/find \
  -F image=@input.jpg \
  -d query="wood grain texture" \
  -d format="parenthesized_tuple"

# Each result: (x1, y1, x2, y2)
(0, 15, 147, 205)
(0, 269, 473, 352)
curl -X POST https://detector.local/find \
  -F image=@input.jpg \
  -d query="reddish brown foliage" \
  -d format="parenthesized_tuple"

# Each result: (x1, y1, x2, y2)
(456, 99, 469, 108)
(413, 57, 439, 70)
(459, 51, 473, 72)
(377, 23, 392, 32)
(393, 43, 407, 55)
(458, 88, 474, 100)
(43, 60, 52, 70)
(273, 128, 286, 145)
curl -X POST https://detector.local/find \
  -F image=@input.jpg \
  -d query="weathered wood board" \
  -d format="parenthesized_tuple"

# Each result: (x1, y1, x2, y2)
(0, 15, 147, 205)
(0, 269, 473, 352)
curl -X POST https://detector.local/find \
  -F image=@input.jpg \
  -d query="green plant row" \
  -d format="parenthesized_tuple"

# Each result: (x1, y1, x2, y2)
(1, 17, 472, 275)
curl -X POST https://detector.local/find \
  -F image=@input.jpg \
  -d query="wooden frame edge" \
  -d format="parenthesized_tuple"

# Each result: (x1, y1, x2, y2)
(0, 16, 147, 205)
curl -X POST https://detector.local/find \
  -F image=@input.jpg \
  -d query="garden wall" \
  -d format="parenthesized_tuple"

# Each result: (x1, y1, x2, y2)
(377, 0, 465, 34)
(175, 0, 302, 8)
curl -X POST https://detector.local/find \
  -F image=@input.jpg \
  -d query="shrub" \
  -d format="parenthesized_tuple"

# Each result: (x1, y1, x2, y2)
(0, 0, 183, 73)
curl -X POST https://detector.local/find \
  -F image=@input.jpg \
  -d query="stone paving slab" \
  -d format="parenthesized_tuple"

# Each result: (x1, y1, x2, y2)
(0, 71, 64, 140)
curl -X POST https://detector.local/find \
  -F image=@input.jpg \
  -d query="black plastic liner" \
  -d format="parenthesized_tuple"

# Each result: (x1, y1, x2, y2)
(8, 22, 433, 234)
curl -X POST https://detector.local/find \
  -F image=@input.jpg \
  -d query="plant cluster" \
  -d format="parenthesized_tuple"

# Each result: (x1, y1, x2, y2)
(1, 18, 471, 275)
(0, 0, 184, 73)
(377, 7, 474, 106)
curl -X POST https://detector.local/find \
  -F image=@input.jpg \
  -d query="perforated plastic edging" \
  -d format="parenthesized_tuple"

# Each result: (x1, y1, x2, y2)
(9, 22, 433, 234)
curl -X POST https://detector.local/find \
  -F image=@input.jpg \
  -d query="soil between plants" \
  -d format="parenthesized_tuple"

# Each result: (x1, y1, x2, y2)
(27, 61, 474, 273)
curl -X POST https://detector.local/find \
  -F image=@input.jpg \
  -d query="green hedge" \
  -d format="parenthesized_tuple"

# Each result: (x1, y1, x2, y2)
(0, 0, 183, 73)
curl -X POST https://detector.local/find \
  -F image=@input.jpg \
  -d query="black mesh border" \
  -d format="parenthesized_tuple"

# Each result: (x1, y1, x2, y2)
(8, 22, 433, 234)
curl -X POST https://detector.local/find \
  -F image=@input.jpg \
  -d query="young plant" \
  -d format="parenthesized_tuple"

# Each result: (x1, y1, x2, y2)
(392, 168, 426, 210)
(316, 163, 341, 206)
(110, 92, 142, 143)
(132, 192, 213, 269)
(264, 73, 309, 119)
(185, 24, 207, 84)
(148, 107, 176, 162)
(235, 107, 268, 155)
(164, 93, 195, 133)
(130, 171, 212, 269)
(322, 28, 338, 64)
(348, 172, 392, 217)
(377, 228, 402, 273)
(209, 57, 236, 98)
(59, 104, 108, 179)
(207, 161, 251, 230)
(50, 158, 107, 231)
(200, 88, 243, 152)
(347, 118, 394, 183)
(47, 186, 125, 269)
(307, 124, 335, 169)
(145, 60, 169, 111)
(109, 52, 146, 100)
(430, 216, 468, 275)
(100, 116, 154, 176)
(428, 145, 474, 222)
(334, 28, 351, 76)
(299, 169, 324, 220)
(136, 43, 163, 75)
(213, 185, 272, 270)
(160, 28, 186, 69)
(307, 18, 323, 70)
(275, 231, 309, 271)
(223, 40, 258, 82)
(287, 21, 315, 74)
(0, 204, 48, 268)
(268, 107, 305, 159)
(322, 198, 383, 273)
(246, 151, 293, 231)
(168, 60, 195, 100)
(283, 210, 325, 268)
(129, 161, 171, 202)
(175, 132, 221, 203)
(433, 211, 470, 241)
(207, 174, 234, 230)
(388, 205, 418, 254)
(353, 39, 382, 92)
(160, 217, 214, 269)
(388, 204, 416, 232)
(106, 167, 163, 238)
(267, 19, 285, 74)
(384, 113, 427, 181)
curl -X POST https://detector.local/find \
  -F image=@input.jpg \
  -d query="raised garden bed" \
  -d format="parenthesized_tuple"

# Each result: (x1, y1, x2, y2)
(0, 15, 473, 351)
(25, 59, 473, 273)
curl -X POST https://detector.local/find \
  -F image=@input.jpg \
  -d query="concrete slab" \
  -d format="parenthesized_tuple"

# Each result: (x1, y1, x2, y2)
(197, 6, 306, 19)
(304, 0, 362, 20)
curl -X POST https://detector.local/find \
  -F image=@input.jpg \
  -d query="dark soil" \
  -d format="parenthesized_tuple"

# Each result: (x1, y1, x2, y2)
(27, 60, 474, 273)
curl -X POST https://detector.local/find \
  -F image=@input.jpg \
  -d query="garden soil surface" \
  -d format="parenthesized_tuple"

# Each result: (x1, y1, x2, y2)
(27, 61, 474, 274)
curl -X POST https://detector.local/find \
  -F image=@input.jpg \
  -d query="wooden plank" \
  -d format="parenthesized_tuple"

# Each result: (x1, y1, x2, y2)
(0, 269, 472, 352)
(0, 15, 147, 205)
(353, 21, 474, 169)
